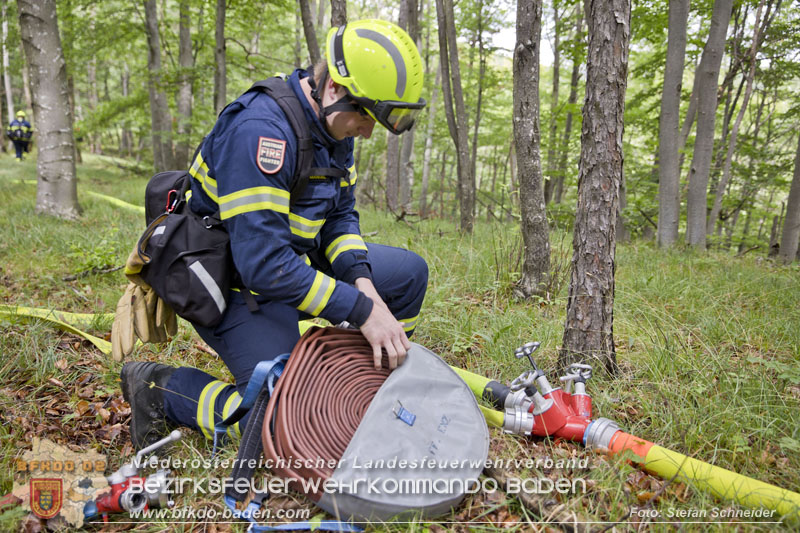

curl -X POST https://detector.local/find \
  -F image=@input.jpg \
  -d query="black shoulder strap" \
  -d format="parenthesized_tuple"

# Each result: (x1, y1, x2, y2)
(246, 78, 314, 205)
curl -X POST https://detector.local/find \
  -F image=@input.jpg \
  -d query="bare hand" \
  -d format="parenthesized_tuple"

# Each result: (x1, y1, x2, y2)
(355, 278, 410, 369)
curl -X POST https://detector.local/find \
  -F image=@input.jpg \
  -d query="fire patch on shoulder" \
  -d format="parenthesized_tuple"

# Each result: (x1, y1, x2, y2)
(257, 137, 286, 174)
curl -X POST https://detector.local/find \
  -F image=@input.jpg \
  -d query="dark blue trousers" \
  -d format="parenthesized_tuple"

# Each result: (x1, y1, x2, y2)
(12, 140, 27, 159)
(162, 242, 428, 440)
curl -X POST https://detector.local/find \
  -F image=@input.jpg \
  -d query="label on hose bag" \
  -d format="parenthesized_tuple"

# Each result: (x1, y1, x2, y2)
(138, 210, 232, 328)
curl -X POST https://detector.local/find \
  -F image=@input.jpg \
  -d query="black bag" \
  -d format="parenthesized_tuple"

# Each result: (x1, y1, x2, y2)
(138, 206, 232, 327)
(135, 76, 346, 328)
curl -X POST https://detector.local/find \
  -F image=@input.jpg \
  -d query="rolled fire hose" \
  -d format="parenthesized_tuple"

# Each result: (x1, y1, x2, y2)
(262, 327, 392, 489)
(452, 365, 800, 524)
(260, 326, 488, 522)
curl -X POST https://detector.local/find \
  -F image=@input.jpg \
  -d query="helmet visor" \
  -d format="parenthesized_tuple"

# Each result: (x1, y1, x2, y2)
(350, 94, 426, 135)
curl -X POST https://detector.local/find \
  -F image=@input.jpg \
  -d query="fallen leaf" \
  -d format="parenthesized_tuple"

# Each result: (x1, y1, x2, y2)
(77, 387, 94, 399)
(75, 400, 90, 416)
(637, 491, 657, 503)
(47, 377, 64, 388)
(55, 359, 68, 371)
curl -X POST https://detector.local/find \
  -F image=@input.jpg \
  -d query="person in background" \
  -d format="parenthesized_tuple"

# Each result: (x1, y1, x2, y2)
(7, 110, 33, 161)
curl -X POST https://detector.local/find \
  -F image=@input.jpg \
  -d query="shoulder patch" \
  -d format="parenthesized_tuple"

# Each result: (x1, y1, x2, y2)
(257, 137, 286, 174)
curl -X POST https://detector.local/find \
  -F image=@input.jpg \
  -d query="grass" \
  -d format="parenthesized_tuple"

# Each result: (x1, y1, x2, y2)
(0, 152, 798, 531)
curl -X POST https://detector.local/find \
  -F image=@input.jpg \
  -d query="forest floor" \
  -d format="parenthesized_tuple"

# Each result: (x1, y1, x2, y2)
(0, 153, 798, 532)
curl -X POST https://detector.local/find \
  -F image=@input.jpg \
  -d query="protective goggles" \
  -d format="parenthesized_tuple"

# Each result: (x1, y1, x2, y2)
(347, 93, 426, 134)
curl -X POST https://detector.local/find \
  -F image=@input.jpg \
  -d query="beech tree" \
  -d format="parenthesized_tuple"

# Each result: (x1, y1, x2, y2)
(656, 0, 689, 247)
(214, 0, 227, 114)
(559, 0, 631, 373)
(513, 0, 550, 298)
(779, 133, 800, 263)
(685, 0, 734, 248)
(143, 0, 174, 172)
(436, 0, 474, 233)
(17, 0, 80, 219)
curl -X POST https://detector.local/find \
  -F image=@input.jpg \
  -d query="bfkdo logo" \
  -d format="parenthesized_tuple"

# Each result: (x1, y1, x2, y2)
(29, 478, 63, 519)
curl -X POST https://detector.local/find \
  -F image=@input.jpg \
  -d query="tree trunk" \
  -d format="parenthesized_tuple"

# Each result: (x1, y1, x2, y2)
(213, 0, 226, 114)
(385, 130, 399, 212)
(544, 1, 561, 204)
(779, 135, 800, 263)
(144, 0, 174, 172)
(2, 0, 14, 153)
(330, 0, 346, 27)
(87, 55, 99, 153)
(559, 0, 630, 374)
(67, 74, 81, 164)
(469, 0, 486, 216)
(175, 0, 194, 168)
(656, 0, 689, 247)
(86, 4, 99, 154)
(685, 0, 733, 248)
(435, 0, 474, 233)
(294, 9, 303, 67)
(554, 10, 583, 205)
(120, 62, 133, 156)
(513, 0, 550, 298)
(707, 0, 769, 236)
(17, 0, 80, 219)
(299, 0, 321, 66)
(2, 0, 13, 122)
(398, 0, 420, 212)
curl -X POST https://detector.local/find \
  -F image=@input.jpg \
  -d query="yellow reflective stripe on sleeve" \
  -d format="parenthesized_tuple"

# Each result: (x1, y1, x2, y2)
(189, 152, 218, 201)
(325, 234, 368, 264)
(299, 253, 311, 266)
(296, 271, 335, 316)
(218, 186, 290, 219)
(196, 380, 229, 440)
(222, 392, 243, 439)
(289, 212, 325, 239)
(400, 314, 419, 332)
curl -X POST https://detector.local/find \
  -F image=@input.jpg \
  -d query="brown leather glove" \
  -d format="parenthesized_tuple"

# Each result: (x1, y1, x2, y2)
(110, 248, 177, 361)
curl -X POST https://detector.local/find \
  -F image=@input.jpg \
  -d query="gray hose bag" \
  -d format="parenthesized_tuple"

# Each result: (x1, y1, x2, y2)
(316, 342, 489, 522)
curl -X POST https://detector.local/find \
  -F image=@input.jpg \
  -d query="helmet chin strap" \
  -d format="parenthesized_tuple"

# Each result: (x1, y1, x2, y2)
(308, 67, 361, 125)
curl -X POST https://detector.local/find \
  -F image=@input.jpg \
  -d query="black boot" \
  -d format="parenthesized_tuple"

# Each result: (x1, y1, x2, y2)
(120, 362, 176, 451)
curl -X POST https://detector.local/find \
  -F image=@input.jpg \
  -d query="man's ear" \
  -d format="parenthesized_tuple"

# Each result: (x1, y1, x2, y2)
(328, 79, 346, 98)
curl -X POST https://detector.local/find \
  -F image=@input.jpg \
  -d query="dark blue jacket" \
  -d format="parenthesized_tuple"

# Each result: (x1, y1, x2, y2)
(187, 70, 372, 325)
(7, 119, 32, 141)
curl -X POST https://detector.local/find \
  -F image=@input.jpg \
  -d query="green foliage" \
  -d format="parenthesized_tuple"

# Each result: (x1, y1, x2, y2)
(1, 154, 799, 529)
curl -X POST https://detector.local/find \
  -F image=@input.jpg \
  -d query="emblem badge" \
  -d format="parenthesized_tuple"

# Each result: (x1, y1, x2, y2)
(257, 137, 286, 174)
(30, 478, 62, 519)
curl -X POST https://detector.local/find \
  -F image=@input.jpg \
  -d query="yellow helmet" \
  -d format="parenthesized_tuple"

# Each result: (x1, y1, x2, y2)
(325, 20, 425, 134)
(16, 110, 25, 118)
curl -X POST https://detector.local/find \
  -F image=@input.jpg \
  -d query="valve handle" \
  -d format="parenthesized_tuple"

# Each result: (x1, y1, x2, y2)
(135, 430, 182, 464)
(510, 370, 537, 392)
(514, 341, 541, 371)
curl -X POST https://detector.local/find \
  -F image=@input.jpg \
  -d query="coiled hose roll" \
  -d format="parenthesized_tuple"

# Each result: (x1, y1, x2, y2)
(261, 326, 391, 500)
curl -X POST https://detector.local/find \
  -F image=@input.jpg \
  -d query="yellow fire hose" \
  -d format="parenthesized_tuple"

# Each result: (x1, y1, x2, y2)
(453, 365, 800, 524)
(7, 304, 798, 523)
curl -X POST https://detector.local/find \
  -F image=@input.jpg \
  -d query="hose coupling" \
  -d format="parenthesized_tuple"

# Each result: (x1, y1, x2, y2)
(583, 417, 620, 450)
(504, 388, 533, 412)
(503, 407, 535, 435)
(530, 391, 554, 416)
(143, 469, 174, 509)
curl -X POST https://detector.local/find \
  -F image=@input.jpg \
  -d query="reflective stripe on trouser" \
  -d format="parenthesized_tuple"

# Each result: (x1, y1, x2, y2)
(161, 242, 428, 439)
(163, 368, 244, 440)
